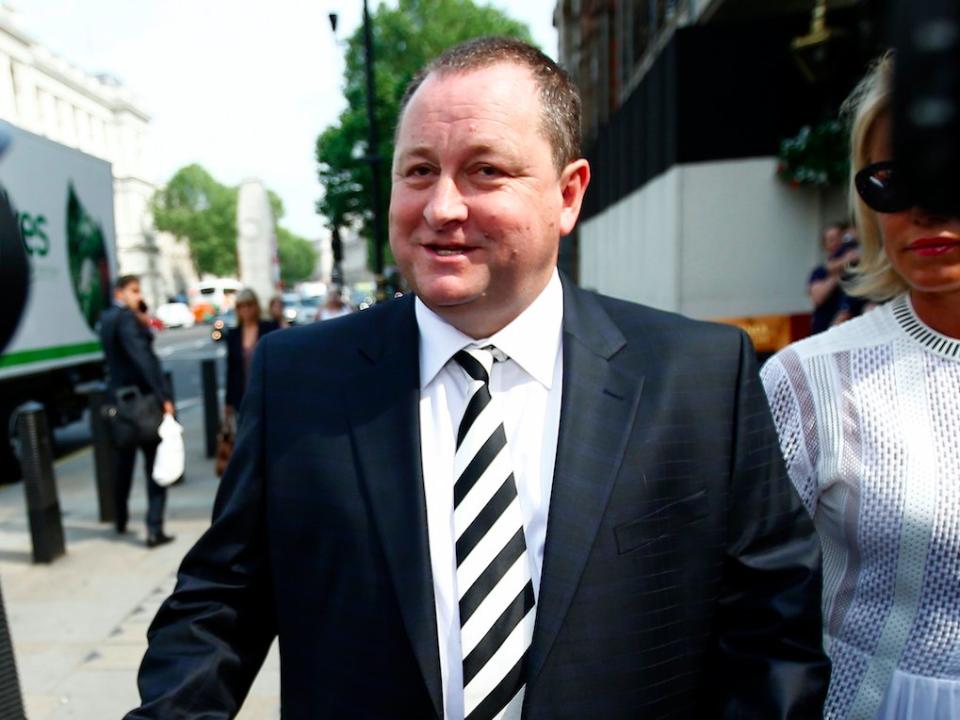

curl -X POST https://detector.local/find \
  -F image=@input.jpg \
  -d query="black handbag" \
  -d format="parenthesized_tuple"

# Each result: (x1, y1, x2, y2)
(105, 386, 163, 449)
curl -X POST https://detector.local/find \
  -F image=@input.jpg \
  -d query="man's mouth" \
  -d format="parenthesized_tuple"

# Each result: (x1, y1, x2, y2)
(426, 244, 474, 256)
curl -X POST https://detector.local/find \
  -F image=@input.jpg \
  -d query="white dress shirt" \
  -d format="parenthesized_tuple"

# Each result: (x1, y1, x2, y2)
(416, 270, 564, 720)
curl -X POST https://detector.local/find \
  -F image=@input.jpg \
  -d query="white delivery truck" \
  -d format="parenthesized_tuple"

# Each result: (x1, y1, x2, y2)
(0, 123, 116, 481)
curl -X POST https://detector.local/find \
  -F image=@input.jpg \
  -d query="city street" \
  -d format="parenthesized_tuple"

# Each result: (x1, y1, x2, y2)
(52, 326, 225, 461)
(0, 395, 279, 719)
(0, 323, 269, 719)
(153, 324, 227, 408)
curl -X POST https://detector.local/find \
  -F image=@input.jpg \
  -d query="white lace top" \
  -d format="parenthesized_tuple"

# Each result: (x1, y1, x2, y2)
(761, 295, 960, 720)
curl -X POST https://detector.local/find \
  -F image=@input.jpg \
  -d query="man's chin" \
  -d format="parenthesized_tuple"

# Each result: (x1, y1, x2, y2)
(421, 293, 480, 312)
(413, 278, 485, 310)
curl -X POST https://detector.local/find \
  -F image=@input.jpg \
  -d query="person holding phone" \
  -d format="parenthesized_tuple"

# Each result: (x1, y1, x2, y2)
(100, 275, 175, 548)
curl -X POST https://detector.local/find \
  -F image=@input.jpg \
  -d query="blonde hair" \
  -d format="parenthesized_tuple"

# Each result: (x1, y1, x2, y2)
(842, 52, 909, 301)
(235, 288, 262, 319)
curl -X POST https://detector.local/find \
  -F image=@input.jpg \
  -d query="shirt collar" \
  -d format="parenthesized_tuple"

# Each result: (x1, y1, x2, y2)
(416, 269, 563, 390)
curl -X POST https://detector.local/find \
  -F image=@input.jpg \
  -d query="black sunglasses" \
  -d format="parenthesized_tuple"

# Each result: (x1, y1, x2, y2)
(854, 161, 914, 214)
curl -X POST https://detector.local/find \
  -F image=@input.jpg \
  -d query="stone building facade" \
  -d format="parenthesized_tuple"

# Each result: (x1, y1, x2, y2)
(0, 4, 196, 308)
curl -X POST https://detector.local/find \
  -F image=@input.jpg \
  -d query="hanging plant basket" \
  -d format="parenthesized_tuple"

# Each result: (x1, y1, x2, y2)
(776, 119, 849, 188)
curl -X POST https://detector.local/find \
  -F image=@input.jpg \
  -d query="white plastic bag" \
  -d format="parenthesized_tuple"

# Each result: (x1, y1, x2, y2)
(152, 413, 184, 487)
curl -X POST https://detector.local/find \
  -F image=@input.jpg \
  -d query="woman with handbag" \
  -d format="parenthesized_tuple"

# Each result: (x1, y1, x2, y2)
(220, 288, 278, 474)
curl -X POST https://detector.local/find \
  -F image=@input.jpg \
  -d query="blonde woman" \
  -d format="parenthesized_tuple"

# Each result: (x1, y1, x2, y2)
(762, 54, 960, 719)
(225, 288, 279, 420)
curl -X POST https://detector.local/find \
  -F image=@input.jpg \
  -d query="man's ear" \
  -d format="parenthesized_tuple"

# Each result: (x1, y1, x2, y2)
(558, 159, 590, 236)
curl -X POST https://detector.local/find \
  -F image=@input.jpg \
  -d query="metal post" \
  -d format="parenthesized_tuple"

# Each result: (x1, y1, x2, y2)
(86, 385, 115, 523)
(331, 225, 344, 287)
(0, 579, 25, 719)
(201, 359, 219, 458)
(362, 0, 386, 298)
(13, 402, 65, 564)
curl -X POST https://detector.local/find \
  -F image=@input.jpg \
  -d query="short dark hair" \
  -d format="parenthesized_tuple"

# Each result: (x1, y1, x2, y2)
(115, 274, 139, 291)
(398, 37, 581, 173)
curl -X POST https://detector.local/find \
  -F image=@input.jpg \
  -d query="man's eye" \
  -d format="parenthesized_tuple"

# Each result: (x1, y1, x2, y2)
(408, 165, 433, 177)
(477, 165, 501, 177)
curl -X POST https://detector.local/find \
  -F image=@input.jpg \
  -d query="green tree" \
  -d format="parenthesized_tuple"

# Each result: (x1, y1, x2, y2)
(276, 227, 317, 285)
(153, 164, 315, 283)
(315, 0, 531, 270)
(152, 164, 238, 276)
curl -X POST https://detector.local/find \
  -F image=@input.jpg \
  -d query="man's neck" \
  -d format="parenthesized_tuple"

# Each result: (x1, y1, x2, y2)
(427, 271, 559, 340)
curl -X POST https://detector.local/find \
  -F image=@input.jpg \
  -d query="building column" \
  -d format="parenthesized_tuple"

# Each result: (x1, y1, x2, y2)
(0, 55, 16, 123)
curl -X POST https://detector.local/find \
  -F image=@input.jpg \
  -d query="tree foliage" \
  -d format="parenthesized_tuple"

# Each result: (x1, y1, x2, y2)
(276, 227, 317, 285)
(315, 0, 531, 269)
(152, 164, 315, 282)
(152, 164, 238, 276)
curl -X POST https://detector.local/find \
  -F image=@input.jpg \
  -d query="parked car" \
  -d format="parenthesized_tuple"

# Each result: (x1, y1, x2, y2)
(156, 302, 196, 329)
(281, 292, 304, 324)
(295, 294, 323, 323)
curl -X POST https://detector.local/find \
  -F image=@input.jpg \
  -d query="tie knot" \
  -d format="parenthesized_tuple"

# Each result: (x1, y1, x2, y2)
(453, 345, 505, 384)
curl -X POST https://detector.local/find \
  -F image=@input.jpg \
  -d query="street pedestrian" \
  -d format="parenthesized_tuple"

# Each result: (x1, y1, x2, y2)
(762, 53, 960, 720)
(99, 275, 175, 548)
(808, 221, 863, 332)
(267, 295, 288, 328)
(127, 37, 828, 719)
(314, 285, 353, 321)
(224, 288, 278, 422)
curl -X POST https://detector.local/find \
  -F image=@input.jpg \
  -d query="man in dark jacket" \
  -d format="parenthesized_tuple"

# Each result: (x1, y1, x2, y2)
(127, 38, 828, 719)
(99, 275, 175, 548)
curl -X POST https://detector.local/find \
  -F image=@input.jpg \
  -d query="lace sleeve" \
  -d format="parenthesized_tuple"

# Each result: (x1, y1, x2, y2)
(760, 351, 821, 516)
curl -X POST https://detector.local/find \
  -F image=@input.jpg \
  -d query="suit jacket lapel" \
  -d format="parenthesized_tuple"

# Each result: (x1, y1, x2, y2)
(344, 297, 443, 720)
(527, 279, 645, 687)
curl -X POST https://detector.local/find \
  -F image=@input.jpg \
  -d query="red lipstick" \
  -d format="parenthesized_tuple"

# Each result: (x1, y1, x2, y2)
(906, 237, 960, 257)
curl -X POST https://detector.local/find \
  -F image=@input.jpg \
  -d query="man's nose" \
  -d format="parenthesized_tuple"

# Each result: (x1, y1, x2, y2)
(423, 175, 467, 229)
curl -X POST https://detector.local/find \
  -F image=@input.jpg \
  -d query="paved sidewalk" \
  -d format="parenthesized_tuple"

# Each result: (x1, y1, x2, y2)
(0, 404, 279, 719)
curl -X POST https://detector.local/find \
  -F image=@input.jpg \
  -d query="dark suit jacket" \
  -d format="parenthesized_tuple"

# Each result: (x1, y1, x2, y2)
(129, 280, 829, 719)
(224, 320, 279, 409)
(99, 305, 170, 403)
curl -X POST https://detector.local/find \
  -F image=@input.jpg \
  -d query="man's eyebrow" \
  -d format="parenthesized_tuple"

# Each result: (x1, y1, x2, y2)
(396, 143, 436, 160)
(397, 141, 520, 161)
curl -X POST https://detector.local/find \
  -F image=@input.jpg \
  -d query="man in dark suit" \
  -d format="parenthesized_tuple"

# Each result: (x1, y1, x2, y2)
(128, 38, 828, 718)
(100, 275, 175, 548)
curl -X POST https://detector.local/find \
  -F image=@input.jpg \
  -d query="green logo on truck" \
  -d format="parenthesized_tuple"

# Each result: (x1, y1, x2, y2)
(66, 183, 111, 330)
(20, 212, 50, 256)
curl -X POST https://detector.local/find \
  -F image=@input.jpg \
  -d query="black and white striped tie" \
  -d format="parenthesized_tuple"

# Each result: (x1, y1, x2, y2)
(453, 346, 536, 720)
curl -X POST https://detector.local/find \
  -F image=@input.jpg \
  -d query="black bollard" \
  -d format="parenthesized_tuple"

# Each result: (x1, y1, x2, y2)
(84, 384, 116, 523)
(13, 402, 65, 564)
(0, 579, 25, 719)
(201, 359, 218, 458)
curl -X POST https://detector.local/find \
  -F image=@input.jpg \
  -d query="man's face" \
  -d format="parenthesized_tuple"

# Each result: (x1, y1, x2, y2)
(115, 281, 142, 311)
(389, 62, 589, 337)
(822, 226, 843, 254)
